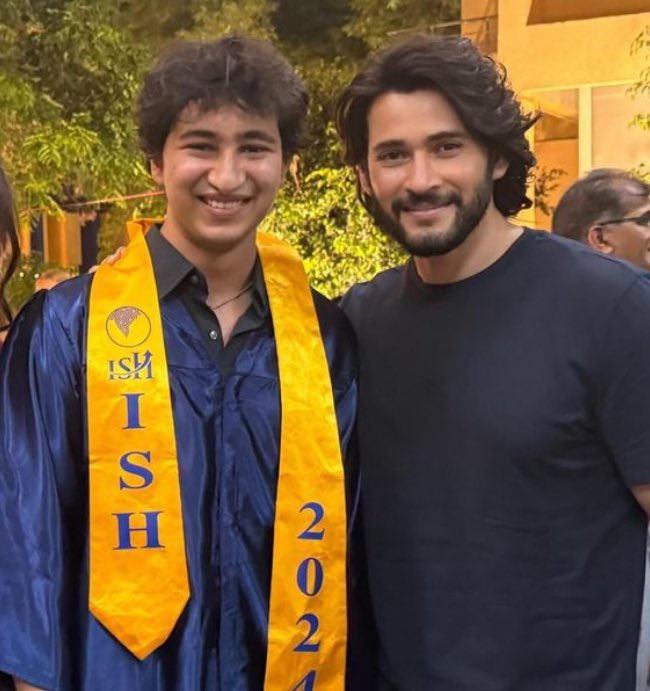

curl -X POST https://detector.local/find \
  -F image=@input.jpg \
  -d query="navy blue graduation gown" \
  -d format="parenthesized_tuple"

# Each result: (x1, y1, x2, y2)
(0, 274, 373, 690)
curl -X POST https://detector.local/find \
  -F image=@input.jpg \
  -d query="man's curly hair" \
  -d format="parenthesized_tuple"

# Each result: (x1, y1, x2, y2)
(335, 35, 539, 217)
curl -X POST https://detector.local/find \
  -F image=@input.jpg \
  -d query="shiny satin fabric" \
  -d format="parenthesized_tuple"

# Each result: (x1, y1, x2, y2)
(0, 273, 365, 691)
(258, 233, 347, 691)
(88, 230, 189, 660)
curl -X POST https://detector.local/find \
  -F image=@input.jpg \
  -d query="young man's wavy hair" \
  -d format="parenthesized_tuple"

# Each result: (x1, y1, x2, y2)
(138, 34, 309, 163)
(335, 35, 538, 217)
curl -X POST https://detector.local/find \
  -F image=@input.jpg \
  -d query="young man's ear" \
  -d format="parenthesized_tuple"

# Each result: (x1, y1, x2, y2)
(586, 224, 615, 255)
(284, 155, 296, 185)
(150, 157, 164, 187)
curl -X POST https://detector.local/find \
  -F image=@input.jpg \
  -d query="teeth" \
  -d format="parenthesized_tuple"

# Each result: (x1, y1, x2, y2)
(410, 204, 447, 211)
(205, 199, 244, 209)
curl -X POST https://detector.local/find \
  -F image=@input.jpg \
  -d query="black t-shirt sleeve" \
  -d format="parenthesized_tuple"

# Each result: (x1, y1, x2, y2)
(339, 282, 375, 337)
(596, 274, 650, 487)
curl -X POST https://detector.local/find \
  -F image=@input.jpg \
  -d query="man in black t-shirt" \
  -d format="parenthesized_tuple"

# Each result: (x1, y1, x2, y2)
(335, 36, 650, 690)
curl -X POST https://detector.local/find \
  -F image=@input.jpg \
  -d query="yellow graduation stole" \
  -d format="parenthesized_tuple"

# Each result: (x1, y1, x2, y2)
(87, 222, 347, 689)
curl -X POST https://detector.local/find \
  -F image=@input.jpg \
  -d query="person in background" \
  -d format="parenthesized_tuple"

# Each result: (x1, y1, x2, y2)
(552, 168, 650, 270)
(33, 267, 73, 293)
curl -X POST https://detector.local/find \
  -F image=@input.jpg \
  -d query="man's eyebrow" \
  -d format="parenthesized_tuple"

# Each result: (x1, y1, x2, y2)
(372, 130, 469, 154)
(372, 139, 406, 154)
(178, 129, 218, 141)
(238, 129, 278, 144)
(425, 130, 468, 143)
(177, 128, 278, 144)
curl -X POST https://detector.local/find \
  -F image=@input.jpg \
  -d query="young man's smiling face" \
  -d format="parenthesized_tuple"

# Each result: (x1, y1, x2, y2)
(358, 89, 507, 257)
(151, 101, 286, 262)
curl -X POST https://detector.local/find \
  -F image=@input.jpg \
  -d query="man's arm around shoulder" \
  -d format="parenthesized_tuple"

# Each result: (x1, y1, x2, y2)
(14, 679, 45, 691)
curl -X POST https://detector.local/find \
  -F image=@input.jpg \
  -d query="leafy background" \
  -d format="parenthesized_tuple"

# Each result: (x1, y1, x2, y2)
(0, 1, 647, 306)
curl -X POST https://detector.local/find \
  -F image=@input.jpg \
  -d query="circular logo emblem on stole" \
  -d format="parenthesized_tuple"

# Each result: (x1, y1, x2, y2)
(106, 306, 152, 348)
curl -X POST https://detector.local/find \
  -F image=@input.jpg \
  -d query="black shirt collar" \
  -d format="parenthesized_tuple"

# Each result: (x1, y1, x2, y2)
(145, 225, 268, 316)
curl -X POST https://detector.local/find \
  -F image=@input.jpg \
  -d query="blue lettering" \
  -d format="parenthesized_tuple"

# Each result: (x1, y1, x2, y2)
(119, 451, 153, 490)
(118, 356, 133, 373)
(114, 511, 164, 550)
(132, 350, 153, 380)
(298, 502, 325, 540)
(297, 558, 324, 597)
(294, 614, 320, 653)
(291, 671, 316, 691)
(108, 351, 153, 381)
(122, 393, 144, 430)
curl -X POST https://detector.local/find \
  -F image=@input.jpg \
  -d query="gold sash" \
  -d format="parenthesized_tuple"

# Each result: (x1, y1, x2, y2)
(259, 232, 347, 691)
(87, 222, 347, 688)
(87, 227, 189, 659)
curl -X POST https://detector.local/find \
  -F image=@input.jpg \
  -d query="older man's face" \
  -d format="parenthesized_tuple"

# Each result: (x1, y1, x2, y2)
(601, 196, 650, 270)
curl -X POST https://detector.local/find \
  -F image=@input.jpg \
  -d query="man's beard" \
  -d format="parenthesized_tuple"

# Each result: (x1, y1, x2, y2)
(365, 168, 494, 257)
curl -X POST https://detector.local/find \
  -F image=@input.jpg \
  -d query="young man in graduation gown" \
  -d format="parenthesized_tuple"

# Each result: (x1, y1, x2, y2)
(0, 36, 371, 691)
(335, 36, 650, 690)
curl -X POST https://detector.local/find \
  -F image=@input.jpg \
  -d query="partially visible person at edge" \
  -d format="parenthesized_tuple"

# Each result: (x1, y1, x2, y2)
(34, 267, 73, 293)
(336, 34, 650, 690)
(553, 168, 650, 270)
(0, 35, 374, 691)
(553, 168, 650, 691)
(0, 164, 20, 349)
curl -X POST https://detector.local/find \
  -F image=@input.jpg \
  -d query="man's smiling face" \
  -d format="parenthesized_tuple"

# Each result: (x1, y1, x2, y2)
(359, 89, 506, 257)
(151, 102, 285, 261)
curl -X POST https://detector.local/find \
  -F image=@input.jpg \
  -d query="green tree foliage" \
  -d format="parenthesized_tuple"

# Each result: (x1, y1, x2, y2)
(344, 0, 459, 51)
(533, 166, 566, 219)
(1, 0, 457, 305)
(630, 26, 650, 132)
(6, 252, 77, 313)
(630, 26, 650, 182)
(0, 0, 151, 211)
(264, 167, 405, 297)
(181, 0, 277, 41)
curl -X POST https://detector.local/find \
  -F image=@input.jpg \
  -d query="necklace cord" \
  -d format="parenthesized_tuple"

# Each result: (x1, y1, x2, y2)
(208, 282, 253, 311)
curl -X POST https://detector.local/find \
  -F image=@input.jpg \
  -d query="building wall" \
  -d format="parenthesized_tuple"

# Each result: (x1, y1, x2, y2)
(464, 0, 650, 227)
(497, 0, 649, 92)
(534, 138, 579, 228)
(461, 0, 498, 53)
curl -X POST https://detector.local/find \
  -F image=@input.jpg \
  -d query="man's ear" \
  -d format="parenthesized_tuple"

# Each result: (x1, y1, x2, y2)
(586, 224, 614, 255)
(492, 156, 509, 181)
(356, 165, 372, 197)
(150, 157, 164, 187)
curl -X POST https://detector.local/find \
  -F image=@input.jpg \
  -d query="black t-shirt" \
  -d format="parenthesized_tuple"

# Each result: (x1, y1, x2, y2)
(342, 230, 650, 691)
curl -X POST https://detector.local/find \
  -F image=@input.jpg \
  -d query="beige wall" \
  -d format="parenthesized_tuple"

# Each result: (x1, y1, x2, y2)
(461, 0, 498, 53)
(485, 0, 650, 226)
(497, 0, 650, 92)
(528, 0, 650, 25)
(534, 138, 579, 228)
